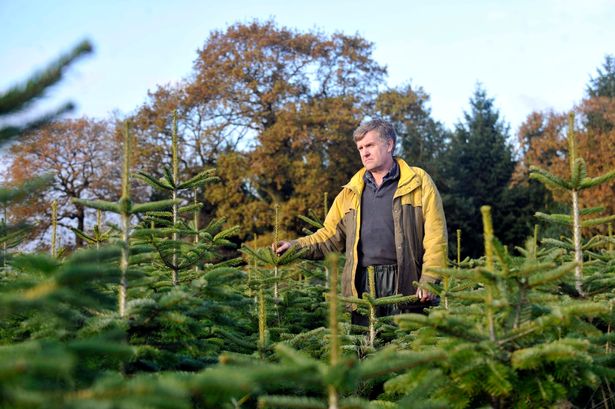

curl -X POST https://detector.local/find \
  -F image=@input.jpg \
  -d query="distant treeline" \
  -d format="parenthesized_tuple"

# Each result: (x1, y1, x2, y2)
(5, 20, 615, 257)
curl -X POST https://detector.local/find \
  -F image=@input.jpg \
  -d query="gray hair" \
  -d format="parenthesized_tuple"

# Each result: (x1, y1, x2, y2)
(353, 118, 397, 147)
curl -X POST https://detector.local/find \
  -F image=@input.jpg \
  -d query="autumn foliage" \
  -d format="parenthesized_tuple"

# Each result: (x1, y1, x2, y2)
(515, 68, 615, 231)
(130, 20, 386, 242)
(7, 118, 121, 247)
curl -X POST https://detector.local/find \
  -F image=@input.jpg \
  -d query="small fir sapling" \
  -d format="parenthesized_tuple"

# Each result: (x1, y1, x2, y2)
(530, 112, 615, 295)
(133, 111, 222, 285)
(73, 123, 179, 317)
(394, 206, 611, 408)
(70, 209, 117, 250)
(241, 203, 309, 356)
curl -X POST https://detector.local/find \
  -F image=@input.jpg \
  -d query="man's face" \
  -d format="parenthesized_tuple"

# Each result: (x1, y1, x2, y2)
(356, 130, 394, 173)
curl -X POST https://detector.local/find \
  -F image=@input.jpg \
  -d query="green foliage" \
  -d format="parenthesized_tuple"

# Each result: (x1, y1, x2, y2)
(587, 54, 615, 98)
(530, 112, 615, 296)
(0, 40, 92, 144)
(242, 243, 309, 267)
(0, 38, 90, 264)
(391, 209, 614, 408)
(1, 23, 614, 409)
(440, 85, 518, 257)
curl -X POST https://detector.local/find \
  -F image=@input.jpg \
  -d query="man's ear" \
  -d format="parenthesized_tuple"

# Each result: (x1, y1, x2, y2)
(387, 139, 394, 153)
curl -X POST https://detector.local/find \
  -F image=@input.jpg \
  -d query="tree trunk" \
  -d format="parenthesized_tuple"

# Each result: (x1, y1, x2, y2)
(571, 190, 584, 296)
(75, 204, 85, 248)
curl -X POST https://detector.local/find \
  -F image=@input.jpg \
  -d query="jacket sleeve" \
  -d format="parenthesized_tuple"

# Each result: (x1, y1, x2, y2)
(419, 173, 448, 284)
(295, 190, 348, 259)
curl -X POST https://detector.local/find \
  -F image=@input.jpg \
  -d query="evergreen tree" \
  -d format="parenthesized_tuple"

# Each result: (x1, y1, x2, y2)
(584, 54, 615, 135)
(587, 54, 615, 98)
(125, 116, 253, 370)
(393, 206, 613, 408)
(133, 112, 224, 286)
(0, 40, 92, 257)
(531, 112, 615, 295)
(73, 123, 179, 317)
(0, 40, 165, 409)
(0, 40, 92, 144)
(441, 85, 516, 257)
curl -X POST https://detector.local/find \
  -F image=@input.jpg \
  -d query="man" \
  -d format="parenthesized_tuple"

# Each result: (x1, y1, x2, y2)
(275, 119, 447, 323)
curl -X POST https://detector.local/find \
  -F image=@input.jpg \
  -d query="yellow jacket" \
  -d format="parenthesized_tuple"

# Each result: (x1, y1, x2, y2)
(296, 158, 448, 298)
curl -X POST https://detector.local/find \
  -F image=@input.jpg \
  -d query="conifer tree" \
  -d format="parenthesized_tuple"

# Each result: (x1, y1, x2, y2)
(0, 40, 92, 144)
(0, 41, 150, 408)
(393, 206, 612, 408)
(0, 40, 91, 262)
(0, 177, 52, 269)
(338, 266, 420, 350)
(241, 219, 308, 355)
(587, 55, 615, 99)
(122, 114, 252, 371)
(441, 85, 516, 257)
(69, 209, 117, 250)
(203, 254, 446, 409)
(133, 112, 226, 286)
(530, 113, 615, 295)
(73, 123, 179, 317)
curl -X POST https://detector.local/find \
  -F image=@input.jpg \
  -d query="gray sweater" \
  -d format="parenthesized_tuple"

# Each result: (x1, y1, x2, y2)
(358, 160, 400, 268)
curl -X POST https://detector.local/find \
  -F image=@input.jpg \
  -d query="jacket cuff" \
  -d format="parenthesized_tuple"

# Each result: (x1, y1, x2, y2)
(419, 272, 439, 285)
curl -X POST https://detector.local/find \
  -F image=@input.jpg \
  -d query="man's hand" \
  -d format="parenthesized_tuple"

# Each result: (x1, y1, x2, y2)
(416, 287, 436, 303)
(272, 240, 292, 255)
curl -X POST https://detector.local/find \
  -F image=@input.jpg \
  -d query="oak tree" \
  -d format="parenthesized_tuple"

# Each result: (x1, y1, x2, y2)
(132, 20, 386, 240)
(7, 117, 120, 248)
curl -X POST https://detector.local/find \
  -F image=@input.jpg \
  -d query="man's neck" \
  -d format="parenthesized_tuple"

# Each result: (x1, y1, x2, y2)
(369, 157, 395, 187)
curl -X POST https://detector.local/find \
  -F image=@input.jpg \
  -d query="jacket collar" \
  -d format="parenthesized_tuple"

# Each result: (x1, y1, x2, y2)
(343, 158, 419, 196)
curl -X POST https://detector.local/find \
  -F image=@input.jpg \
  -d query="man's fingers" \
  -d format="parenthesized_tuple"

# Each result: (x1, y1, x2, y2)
(417, 288, 434, 303)
(274, 241, 290, 255)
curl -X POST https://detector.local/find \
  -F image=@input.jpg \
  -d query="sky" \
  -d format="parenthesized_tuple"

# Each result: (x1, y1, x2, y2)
(1, 0, 614, 135)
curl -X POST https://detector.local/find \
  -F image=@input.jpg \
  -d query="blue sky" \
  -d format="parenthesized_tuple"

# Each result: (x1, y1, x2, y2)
(1, 0, 614, 134)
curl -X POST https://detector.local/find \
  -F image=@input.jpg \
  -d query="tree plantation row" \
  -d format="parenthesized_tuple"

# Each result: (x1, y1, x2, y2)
(1, 21, 614, 409)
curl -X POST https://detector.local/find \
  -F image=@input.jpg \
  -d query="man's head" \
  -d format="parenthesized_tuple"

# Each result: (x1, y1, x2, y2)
(353, 118, 397, 148)
(353, 119, 396, 174)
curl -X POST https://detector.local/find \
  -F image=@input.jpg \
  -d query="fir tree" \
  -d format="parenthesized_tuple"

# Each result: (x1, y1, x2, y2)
(241, 217, 309, 355)
(393, 206, 613, 408)
(204, 254, 446, 409)
(0, 40, 92, 144)
(73, 123, 179, 317)
(530, 113, 615, 295)
(587, 55, 615, 98)
(0, 40, 91, 267)
(70, 209, 118, 250)
(441, 85, 516, 257)
(133, 111, 227, 286)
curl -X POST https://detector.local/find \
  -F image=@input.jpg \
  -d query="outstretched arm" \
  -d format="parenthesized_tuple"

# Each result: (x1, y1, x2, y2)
(274, 189, 350, 258)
